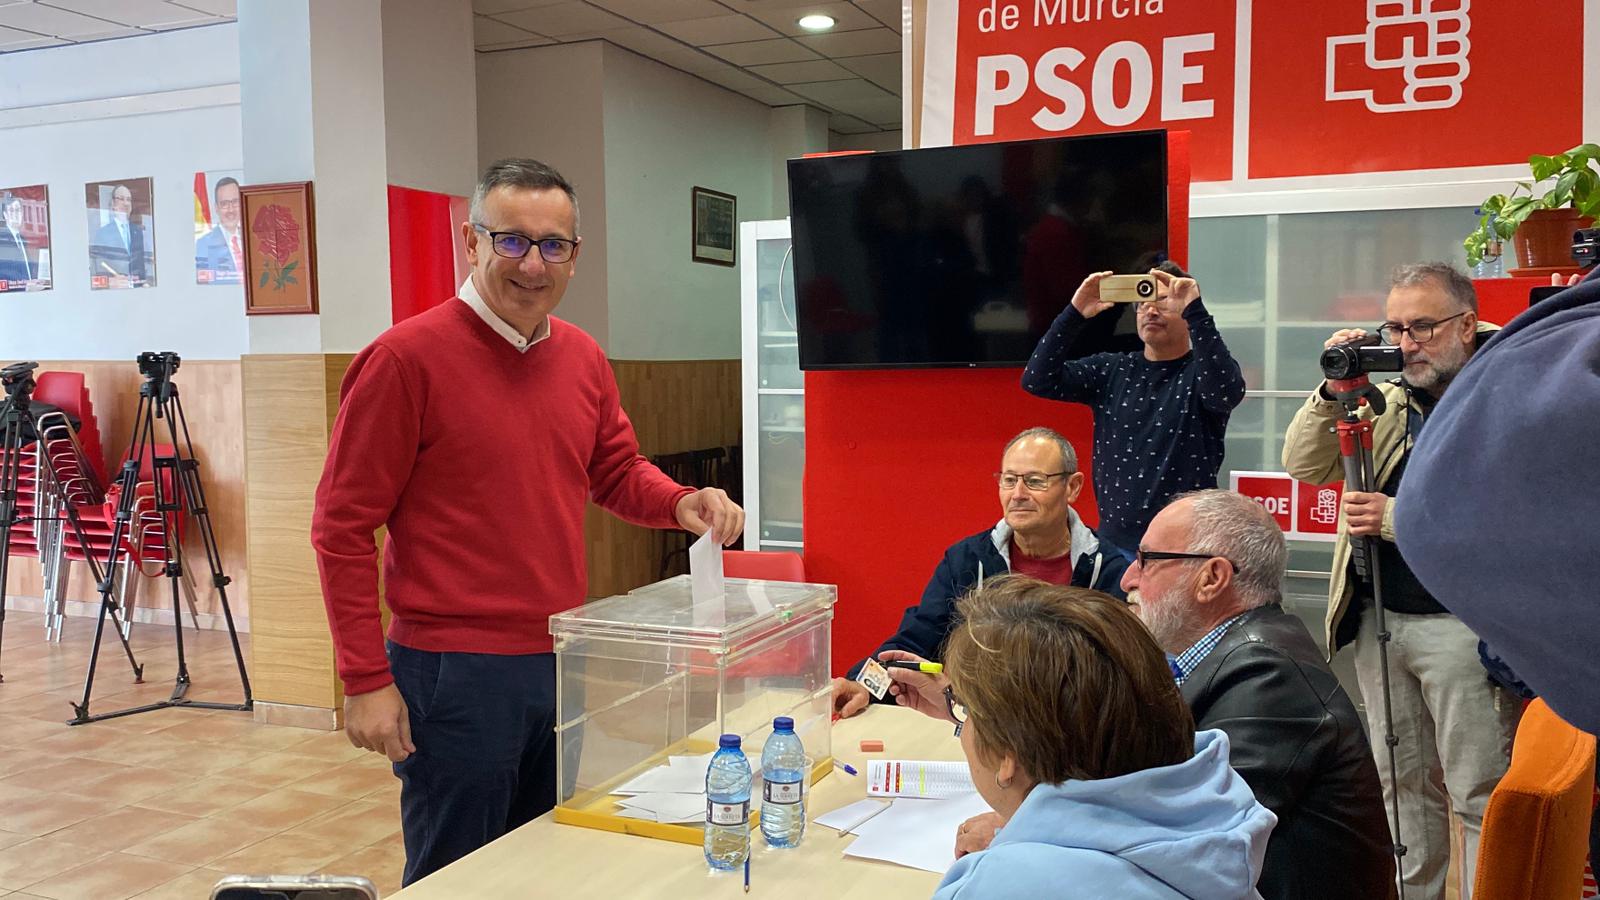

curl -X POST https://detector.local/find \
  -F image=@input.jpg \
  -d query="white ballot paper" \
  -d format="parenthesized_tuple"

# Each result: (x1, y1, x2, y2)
(815, 798, 892, 833)
(842, 791, 993, 874)
(689, 528, 725, 623)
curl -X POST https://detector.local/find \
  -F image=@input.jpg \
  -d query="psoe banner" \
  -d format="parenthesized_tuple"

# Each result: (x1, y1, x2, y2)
(921, 0, 1587, 185)
(923, 0, 1237, 180)
(1230, 470, 1341, 543)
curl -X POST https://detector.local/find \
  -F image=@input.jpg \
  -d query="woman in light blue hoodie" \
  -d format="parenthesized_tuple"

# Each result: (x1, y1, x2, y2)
(888, 576, 1276, 900)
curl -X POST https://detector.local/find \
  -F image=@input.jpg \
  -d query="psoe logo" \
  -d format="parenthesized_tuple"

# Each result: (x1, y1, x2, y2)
(1309, 488, 1340, 525)
(1326, 0, 1471, 113)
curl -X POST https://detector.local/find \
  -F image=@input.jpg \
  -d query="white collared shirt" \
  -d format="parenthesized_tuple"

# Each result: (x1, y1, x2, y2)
(457, 275, 551, 353)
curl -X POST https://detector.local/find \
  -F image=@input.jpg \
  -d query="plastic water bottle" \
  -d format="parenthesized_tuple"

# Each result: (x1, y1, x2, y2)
(760, 716, 807, 848)
(704, 734, 752, 870)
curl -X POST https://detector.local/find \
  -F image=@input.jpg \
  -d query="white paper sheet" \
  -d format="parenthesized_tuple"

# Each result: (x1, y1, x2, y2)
(614, 764, 707, 796)
(616, 792, 708, 824)
(842, 792, 993, 874)
(689, 528, 725, 607)
(865, 760, 975, 798)
(814, 798, 892, 833)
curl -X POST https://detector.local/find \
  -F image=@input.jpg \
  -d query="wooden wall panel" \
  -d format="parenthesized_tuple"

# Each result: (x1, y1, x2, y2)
(584, 359, 741, 598)
(242, 354, 341, 710)
(3, 359, 249, 622)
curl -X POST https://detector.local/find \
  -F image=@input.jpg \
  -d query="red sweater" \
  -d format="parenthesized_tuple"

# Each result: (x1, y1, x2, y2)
(312, 300, 692, 695)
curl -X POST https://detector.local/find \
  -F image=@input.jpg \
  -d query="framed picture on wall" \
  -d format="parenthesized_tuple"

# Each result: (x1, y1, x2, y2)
(85, 177, 156, 289)
(0, 184, 50, 292)
(194, 170, 245, 287)
(691, 186, 736, 266)
(241, 180, 318, 315)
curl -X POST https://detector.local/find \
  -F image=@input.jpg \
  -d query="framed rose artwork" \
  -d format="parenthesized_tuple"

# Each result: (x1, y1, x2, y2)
(240, 180, 318, 315)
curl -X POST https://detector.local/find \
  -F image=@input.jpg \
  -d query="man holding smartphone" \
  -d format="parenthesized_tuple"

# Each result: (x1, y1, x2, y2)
(1022, 263, 1246, 561)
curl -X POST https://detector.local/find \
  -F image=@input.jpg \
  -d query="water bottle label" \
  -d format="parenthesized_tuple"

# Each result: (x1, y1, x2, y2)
(763, 779, 803, 805)
(707, 799, 749, 827)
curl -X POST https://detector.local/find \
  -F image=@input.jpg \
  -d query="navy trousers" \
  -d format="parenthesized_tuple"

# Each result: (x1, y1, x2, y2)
(387, 641, 558, 887)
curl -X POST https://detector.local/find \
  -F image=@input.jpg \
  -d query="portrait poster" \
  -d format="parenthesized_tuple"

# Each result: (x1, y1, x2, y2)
(194, 170, 245, 286)
(85, 177, 157, 289)
(0, 184, 50, 292)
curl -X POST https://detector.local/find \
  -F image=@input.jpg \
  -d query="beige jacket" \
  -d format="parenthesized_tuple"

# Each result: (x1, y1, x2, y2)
(1280, 322, 1499, 658)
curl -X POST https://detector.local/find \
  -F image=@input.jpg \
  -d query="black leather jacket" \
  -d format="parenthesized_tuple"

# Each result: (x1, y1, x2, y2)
(1180, 604, 1396, 900)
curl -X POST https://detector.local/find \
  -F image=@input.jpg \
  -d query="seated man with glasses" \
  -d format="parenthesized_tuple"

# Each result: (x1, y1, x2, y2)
(1022, 262, 1246, 563)
(882, 576, 1276, 899)
(830, 427, 1129, 719)
(1283, 262, 1516, 900)
(1119, 489, 1395, 900)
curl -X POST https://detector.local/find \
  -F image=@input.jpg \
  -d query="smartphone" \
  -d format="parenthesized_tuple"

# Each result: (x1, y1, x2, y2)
(1100, 274, 1158, 303)
(211, 875, 379, 900)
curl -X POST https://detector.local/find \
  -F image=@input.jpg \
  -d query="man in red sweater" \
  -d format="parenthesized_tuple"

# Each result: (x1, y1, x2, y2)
(312, 158, 743, 885)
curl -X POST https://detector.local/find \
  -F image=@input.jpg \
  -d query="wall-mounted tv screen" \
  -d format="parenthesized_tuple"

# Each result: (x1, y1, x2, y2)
(787, 130, 1169, 370)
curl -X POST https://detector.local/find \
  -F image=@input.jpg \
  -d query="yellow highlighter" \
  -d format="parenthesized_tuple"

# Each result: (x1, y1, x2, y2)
(884, 660, 943, 675)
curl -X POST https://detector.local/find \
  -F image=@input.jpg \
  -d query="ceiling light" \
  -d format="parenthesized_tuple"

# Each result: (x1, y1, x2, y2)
(798, 14, 836, 31)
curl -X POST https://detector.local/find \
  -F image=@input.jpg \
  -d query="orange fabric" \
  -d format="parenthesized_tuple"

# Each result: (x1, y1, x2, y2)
(1473, 699, 1597, 900)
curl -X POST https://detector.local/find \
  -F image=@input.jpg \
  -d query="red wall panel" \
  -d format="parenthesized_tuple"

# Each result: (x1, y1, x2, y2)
(388, 184, 462, 325)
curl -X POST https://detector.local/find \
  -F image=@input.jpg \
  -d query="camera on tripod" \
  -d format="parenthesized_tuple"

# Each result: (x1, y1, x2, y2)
(137, 351, 180, 379)
(1320, 335, 1404, 382)
(1, 361, 38, 396)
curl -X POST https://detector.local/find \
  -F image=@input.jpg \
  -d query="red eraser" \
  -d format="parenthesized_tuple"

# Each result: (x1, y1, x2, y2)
(859, 740, 885, 753)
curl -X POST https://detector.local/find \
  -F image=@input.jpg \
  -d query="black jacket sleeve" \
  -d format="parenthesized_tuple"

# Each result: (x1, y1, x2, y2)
(1189, 642, 1328, 816)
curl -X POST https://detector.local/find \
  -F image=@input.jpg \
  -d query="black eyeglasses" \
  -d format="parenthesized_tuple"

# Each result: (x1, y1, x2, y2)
(472, 224, 578, 264)
(994, 471, 1071, 492)
(944, 685, 969, 737)
(1377, 311, 1467, 346)
(1135, 548, 1240, 574)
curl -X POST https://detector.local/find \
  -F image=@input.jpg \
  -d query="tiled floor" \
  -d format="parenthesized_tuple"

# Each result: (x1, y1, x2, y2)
(0, 610, 405, 899)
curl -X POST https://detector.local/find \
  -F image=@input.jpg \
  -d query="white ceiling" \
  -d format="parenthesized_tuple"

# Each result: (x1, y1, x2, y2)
(474, 0, 903, 134)
(0, 0, 234, 51)
(0, 0, 902, 135)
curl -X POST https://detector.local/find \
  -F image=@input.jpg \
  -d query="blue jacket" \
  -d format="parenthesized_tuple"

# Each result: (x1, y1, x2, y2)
(1397, 268, 1600, 734)
(933, 729, 1277, 900)
(848, 511, 1130, 681)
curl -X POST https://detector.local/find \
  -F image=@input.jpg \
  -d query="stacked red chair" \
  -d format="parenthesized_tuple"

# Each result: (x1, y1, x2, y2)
(26, 371, 113, 641)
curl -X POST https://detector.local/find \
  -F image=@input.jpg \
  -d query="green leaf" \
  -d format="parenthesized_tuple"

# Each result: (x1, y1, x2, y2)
(1501, 196, 1536, 221)
(1568, 143, 1600, 161)
(284, 274, 297, 286)
(1552, 168, 1581, 200)
(1530, 154, 1562, 181)
(259, 270, 269, 288)
(282, 261, 299, 277)
(1481, 194, 1508, 214)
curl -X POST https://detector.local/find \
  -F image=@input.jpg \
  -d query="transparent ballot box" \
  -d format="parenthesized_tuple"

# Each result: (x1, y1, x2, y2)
(550, 575, 836, 845)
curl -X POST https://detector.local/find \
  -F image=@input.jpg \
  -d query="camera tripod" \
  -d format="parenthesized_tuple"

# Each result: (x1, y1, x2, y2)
(70, 352, 252, 724)
(1327, 373, 1408, 899)
(0, 361, 142, 684)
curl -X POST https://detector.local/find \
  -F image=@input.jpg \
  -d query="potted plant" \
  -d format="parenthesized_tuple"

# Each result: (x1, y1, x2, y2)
(1465, 143, 1599, 272)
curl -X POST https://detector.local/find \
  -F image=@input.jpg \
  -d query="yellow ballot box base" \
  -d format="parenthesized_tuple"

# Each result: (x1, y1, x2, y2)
(555, 749, 834, 846)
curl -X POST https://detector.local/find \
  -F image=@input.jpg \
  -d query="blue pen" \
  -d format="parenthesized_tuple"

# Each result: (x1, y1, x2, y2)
(743, 854, 750, 892)
(833, 760, 858, 777)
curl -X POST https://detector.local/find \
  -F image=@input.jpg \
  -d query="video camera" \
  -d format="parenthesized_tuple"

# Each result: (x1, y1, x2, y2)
(1, 361, 38, 400)
(1573, 227, 1599, 270)
(1319, 335, 1403, 382)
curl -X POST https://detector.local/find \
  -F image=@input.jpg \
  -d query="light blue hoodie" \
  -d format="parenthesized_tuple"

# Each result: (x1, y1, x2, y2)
(932, 729, 1276, 900)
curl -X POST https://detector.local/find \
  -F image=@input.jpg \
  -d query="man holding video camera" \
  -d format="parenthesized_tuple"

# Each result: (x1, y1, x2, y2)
(1282, 262, 1519, 900)
(1022, 262, 1246, 562)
